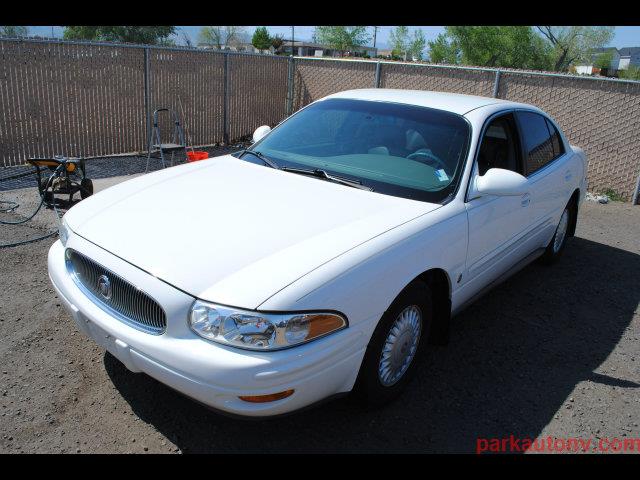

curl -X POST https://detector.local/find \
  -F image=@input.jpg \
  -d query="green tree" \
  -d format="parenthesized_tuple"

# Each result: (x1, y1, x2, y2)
(177, 28, 193, 48)
(198, 26, 245, 49)
(0, 26, 28, 37)
(63, 26, 176, 45)
(593, 51, 614, 70)
(313, 26, 371, 56)
(409, 29, 426, 61)
(389, 26, 410, 59)
(619, 65, 640, 80)
(391, 27, 430, 62)
(252, 26, 271, 51)
(427, 26, 552, 70)
(271, 34, 284, 52)
(428, 32, 461, 64)
(536, 26, 615, 71)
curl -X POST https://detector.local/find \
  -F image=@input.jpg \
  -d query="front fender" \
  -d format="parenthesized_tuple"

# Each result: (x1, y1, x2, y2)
(258, 201, 467, 346)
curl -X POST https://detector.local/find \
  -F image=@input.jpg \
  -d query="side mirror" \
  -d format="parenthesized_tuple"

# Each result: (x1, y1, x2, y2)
(476, 168, 528, 196)
(252, 125, 271, 143)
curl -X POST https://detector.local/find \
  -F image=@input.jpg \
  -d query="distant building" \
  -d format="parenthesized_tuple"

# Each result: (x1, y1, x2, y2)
(376, 49, 394, 58)
(574, 47, 620, 76)
(617, 47, 640, 70)
(197, 42, 275, 54)
(573, 46, 640, 76)
(279, 40, 377, 58)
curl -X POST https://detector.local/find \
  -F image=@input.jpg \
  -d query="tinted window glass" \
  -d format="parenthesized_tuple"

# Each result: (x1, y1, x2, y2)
(545, 118, 564, 158)
(251, 98, 471, 204)
(516, 111, 555, 175)
(477, 114, 521, 176)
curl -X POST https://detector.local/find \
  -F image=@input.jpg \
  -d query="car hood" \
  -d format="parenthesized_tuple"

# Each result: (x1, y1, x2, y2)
(65, 155, 440, 308)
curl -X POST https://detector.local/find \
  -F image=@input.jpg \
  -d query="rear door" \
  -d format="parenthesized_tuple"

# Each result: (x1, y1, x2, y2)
(514, 111, 570, 248)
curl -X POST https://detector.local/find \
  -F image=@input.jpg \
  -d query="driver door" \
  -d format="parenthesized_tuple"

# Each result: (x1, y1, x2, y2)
(462, 112, 534, 297)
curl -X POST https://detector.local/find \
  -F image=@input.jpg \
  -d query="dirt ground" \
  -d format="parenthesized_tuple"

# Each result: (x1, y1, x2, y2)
(1, 180, 639, 453)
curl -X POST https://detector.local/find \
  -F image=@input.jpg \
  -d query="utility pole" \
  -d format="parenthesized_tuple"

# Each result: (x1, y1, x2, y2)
(291, 26, 295, 57)
(372, 26, 378, 48)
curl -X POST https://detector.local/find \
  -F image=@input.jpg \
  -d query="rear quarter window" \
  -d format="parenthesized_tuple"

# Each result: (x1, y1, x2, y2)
(545, 118, 565, 158)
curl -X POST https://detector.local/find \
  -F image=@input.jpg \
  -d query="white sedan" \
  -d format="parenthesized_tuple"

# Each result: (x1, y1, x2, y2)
(48, 89, 587, 417)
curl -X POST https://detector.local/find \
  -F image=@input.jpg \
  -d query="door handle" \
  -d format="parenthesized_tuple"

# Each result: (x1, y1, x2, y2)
(521, 193, 531, 207)
(564, 170, 572, 182)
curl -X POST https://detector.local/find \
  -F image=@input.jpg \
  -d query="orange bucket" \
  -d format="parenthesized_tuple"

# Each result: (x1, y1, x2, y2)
(186, 151, 209, 162)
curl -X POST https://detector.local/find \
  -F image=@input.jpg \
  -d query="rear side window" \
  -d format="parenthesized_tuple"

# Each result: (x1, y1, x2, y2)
(516, 111, 556, 175)
(545, 118, 565, 158)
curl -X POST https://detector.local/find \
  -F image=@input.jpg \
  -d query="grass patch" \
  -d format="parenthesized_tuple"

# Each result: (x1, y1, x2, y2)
(599, 188, 625, 202)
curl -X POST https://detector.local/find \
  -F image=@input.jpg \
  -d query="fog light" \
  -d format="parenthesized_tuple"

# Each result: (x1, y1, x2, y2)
(238, 389, 294, 403)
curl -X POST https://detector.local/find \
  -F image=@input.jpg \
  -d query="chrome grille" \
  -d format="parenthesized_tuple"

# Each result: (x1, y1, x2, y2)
(65, 248, 167, 335)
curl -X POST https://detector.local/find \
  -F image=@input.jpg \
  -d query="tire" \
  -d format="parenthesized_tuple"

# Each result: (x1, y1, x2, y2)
(354, 281, 432, 407)
(80, 178, 94, 199)
(539, 201, 574, 265)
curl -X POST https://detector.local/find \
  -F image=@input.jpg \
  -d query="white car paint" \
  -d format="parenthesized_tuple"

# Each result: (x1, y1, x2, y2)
(48, 89, 587, 417)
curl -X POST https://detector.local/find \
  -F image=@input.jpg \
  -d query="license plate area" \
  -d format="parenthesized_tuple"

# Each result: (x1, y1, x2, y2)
(79, 314, 141, 372)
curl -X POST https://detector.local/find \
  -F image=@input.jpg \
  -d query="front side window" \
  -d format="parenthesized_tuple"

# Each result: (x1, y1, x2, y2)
(516, 111, 556, 175)
(249, 98, 471, 203)
(476, 113, 522, 176)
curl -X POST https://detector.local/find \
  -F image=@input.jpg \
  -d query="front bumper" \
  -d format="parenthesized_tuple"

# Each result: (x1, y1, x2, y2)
(48, 236, 369, 417)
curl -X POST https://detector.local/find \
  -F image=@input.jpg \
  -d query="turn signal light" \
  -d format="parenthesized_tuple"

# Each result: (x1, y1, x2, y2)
(238, 389, 295, 403)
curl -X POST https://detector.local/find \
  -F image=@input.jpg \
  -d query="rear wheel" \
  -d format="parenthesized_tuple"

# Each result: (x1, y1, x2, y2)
(540, 202, 574, 265)
(355, 281, 431, 406)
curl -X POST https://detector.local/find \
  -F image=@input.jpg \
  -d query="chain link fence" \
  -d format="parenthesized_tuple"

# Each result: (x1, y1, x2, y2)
(293, 58, 640, 203)
(0, 38, 289, 170)
(0, 40, 146, 164)
(495, 72, 640, 202)
(1, 38, 639, 202)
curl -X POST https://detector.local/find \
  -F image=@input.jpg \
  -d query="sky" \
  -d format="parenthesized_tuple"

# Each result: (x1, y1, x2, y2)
(26, 26, 640, 50)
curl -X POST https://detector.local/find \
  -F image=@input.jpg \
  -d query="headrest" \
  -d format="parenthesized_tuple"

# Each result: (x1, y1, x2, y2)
(406, 129, 428, 151)
(368, 146, 390, 155)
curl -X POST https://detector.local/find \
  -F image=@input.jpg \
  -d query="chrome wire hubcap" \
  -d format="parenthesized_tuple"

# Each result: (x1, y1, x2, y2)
(553, 208, 569, 253)
(378, 305, 422, 387)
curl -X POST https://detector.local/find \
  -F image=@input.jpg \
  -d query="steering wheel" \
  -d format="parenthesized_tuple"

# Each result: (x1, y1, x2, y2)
(406, 149, 448, 172)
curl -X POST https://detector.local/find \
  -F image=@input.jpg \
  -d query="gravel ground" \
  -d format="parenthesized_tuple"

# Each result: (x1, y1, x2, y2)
(0, 178, 639, 453)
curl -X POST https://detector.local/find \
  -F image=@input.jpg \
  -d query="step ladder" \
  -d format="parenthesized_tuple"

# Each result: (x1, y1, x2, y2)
(145, 108, 187, 173)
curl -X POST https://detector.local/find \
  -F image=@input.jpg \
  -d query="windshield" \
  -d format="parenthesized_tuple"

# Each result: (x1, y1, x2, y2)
(250, 98, 471, 203)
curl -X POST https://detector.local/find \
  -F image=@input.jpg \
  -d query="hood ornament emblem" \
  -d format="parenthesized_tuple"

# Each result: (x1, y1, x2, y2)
(97, 275, 112, 300)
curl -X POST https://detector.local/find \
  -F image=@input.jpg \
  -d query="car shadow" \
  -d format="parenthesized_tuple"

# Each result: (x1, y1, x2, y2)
(104, 236, 640, 453)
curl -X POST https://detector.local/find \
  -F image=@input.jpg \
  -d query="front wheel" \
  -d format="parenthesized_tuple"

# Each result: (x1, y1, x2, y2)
(354, 281, 431, 406)
(540, 203, 573, 265)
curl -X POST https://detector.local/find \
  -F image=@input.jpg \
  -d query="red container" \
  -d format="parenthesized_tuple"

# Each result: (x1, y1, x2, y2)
(187, 151, 209, 162)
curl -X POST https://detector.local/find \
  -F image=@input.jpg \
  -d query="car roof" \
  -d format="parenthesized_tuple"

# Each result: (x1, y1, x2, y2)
(322, 88, 525, 116)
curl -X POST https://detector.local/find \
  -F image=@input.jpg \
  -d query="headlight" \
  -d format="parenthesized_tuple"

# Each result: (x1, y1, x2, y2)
(58, 218, 70, 246)
(189, 300, 347, 351)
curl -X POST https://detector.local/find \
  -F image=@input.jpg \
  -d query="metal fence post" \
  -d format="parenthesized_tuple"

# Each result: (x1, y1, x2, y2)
(286, 56, 295, 116)
(143, 47, 152, 153)
(492, 70, 502, 98)
(223, 52, 230, 145)
(374, 62, 381, 88)
(633, 170, 640, 205)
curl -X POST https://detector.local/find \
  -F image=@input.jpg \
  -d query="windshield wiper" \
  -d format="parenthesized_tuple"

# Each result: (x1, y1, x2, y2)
(281, 167, 373, 191)
(236, 149, 279, 169)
